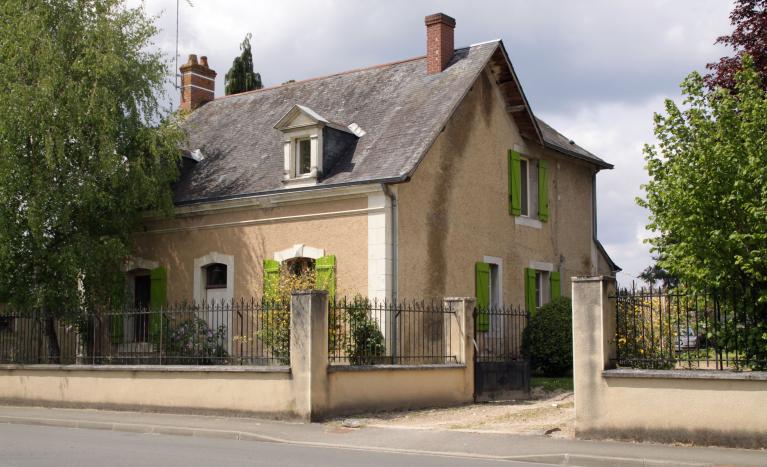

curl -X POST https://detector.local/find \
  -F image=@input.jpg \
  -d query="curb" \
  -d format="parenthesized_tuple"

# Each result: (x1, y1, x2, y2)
(0, 415, 714, 467)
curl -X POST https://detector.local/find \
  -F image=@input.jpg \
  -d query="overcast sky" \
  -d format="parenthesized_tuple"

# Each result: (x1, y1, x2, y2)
(133, 0, 735, 285)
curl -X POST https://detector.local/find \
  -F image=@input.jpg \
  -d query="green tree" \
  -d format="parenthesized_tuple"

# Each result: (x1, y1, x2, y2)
(225, 33, 263, 95)
(0, 0, 182, 361)
(639, 58, 767, 368)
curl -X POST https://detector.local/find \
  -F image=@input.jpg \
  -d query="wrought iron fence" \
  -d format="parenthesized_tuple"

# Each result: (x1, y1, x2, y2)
(613, 285, 767, 371)
(474, 305, 529, 362)
(0, 300, 289, 366)
(328, 298, 458, 365)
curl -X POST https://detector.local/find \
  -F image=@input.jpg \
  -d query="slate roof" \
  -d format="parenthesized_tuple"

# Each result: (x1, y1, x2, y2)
(175, 40, 610, 205)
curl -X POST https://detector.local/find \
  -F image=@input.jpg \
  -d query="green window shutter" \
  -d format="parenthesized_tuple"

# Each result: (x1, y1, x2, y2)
(550, 271, 561, 300)
(315, 255, 337, 303)
(508, 150, 522, 216)
(538, 160, 549, 221)
(149, 267, 167, 343)
(475, 262, 490, 332)
(524, 268, 537, 316)
(263, 259, 281, 302)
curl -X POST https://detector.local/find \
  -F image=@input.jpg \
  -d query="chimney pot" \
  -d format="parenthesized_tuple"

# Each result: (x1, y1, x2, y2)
(425, 13, 456, 74)
(179, 53, 216, 111)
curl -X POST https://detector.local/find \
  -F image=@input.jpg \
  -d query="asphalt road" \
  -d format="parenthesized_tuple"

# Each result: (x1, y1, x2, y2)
(0, 424, 552, 467)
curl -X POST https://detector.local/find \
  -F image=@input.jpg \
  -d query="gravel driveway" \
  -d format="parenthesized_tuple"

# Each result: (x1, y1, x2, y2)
(332, 388, 574, 438)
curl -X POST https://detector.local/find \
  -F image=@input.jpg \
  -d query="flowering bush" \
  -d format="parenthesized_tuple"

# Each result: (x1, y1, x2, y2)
(165, 318, 227, 364)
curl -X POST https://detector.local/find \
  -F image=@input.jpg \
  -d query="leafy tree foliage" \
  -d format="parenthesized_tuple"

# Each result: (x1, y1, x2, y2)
(0, 0, 182, 359)
(224, 33, 263, 95)
(639, 59, 767, 368)
(638, 262, 678, 288)
(639, 58, 767, 297)
(706, 0, 767, 90)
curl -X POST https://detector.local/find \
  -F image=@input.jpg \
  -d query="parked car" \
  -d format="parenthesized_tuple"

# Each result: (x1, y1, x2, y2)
(675, 327, 698, 351)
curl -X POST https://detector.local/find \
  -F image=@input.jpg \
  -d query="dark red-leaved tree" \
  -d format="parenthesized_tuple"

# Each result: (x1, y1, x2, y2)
(706, 0, 767, 90)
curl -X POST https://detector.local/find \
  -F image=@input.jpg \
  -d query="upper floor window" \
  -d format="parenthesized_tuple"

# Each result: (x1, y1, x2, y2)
(205, 263, 227, 289)
(508, 150, 549, 223)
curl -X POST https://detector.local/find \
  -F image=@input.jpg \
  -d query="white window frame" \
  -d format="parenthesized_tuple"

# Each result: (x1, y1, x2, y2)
(295, 137, 313, 177)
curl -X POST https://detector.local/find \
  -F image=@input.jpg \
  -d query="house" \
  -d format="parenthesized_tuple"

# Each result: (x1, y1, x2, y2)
(130, 12, 619, 322)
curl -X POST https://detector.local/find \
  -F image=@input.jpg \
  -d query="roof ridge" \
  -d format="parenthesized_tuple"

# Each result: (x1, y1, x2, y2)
(215, 54, 426, 101)
(212, 43, 492, 102)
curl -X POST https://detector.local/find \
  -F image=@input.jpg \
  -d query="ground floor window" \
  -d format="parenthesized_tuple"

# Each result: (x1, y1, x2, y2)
(285, 257, 316, 276)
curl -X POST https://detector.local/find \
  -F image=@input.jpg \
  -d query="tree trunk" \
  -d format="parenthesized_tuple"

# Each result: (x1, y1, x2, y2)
(42, 315, 61, 364)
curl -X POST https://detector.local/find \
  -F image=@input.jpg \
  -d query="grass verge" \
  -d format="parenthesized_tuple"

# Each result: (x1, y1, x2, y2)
(531, 376, 573, 392)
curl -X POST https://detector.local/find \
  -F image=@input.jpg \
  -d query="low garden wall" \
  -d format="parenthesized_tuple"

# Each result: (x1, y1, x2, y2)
(0, 365, 294, 416)
(0, 292, 476, 421)
(572, 276, 767, 449)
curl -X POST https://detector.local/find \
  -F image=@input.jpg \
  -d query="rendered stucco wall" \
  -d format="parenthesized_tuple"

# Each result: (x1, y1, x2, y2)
(132, 196, 369, 303)
(396, 67, 600, 304)
(327, 365, 472, 416)
(0, 367, 295, 416)
(572, 276, 767, 448)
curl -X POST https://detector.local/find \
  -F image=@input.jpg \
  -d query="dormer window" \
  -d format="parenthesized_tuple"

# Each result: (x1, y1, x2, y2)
(274, 104, 360, 188)
(297, 138, 312, 175)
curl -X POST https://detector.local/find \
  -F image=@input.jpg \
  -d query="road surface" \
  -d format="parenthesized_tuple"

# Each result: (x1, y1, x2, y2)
(0, 423, 550, 467)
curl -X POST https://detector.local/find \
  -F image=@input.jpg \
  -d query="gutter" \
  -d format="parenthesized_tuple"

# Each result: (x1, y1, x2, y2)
(382, 184, 398, 305)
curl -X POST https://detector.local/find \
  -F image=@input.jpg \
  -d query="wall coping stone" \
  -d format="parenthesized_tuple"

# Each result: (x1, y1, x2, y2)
(603, 368, 767, 381)
(0, 364, 291, 374)
(327, 363, 465, 373)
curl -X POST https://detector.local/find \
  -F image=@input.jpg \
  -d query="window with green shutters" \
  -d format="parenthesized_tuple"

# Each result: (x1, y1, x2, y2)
(538, 160, 549, 221)
(475, 262, 490, 332)
(314, 255, 336, 303)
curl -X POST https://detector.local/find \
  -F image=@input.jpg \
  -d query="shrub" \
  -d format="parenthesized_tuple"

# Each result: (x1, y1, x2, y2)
(165, 317, 228, 365)
(522, 297, 573, 377)
(343, 297, 386, 365)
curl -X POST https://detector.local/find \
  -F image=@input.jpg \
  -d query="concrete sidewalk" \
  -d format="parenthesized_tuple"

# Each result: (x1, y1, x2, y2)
(0, 405, 764, 466)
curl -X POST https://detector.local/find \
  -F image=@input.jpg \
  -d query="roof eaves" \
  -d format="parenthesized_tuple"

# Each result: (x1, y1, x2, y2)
(543, 140, 614, 170)
(595, 238, 622, 272)
(494, 41, 544, 145)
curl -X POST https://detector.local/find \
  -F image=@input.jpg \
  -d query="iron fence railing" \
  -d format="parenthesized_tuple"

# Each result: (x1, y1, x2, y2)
(0, 300, 289, 366)
(328, 298, 458, 365)
(613, 285, 767, 371)
(474, 305, 529, 363)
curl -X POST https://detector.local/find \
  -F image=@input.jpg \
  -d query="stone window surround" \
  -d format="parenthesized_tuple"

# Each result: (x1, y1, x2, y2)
(274, 244, 325, 263)
(193, 252, 234, 305)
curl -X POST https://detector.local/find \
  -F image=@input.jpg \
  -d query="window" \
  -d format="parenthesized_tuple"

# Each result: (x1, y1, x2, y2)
(296, 138, 311, 175)
(205, 263, 227, 289)
(285, 257, 315, 276)
(520, 158, 529, 216)
(489, 263, 500, 309)
(535, 270, 550, 310)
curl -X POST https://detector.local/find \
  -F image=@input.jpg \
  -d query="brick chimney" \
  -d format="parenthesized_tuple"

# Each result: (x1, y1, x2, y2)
(179, 54, 217, 111)
(425, 13, 456, 74)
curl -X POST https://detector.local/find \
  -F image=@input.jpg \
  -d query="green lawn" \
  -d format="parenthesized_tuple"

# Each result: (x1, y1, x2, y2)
(530, 376, 573, 392)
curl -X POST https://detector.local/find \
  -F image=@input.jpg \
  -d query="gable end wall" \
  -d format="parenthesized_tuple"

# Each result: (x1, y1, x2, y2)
(395, 67, 599, 305)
